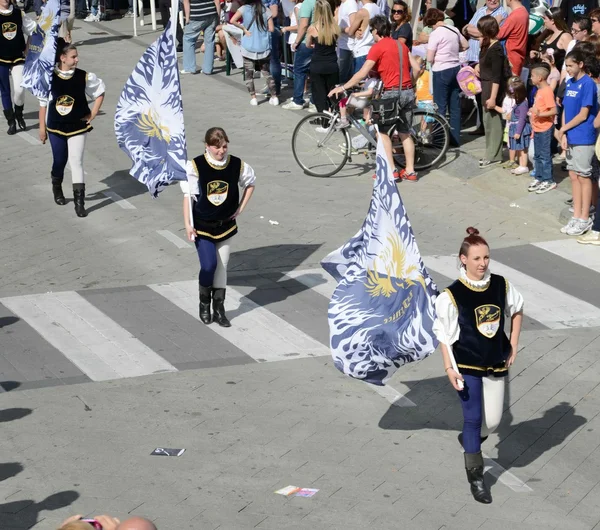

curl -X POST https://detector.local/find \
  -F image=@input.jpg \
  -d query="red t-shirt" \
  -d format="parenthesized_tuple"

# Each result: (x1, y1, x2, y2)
(497, 6, 529, 76)
(367, 37, 412, 90)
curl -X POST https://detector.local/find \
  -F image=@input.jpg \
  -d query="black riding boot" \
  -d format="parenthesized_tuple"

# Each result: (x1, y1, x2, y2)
(464, 452, 492, 504)
(212, 288, 231, 327)
(14, 105, 26, 130)
(73, 183, 87, 217)
(458, 433, 488, 448)
(3, 108, 16, 135)
(199, 285, 212, 324)
(51, 174, 66, 205)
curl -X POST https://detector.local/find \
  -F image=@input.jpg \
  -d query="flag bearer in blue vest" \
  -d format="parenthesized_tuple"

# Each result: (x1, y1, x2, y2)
(181, 127, 256, 327)
(38, 39, 105, 217)
(0, 0, 36, 134)
(433, 227, 524, 504)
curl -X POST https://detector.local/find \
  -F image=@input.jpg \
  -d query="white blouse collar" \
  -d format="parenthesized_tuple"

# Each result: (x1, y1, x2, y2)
(459, 266, 491, 289)
(55, 67, 75, 76)
(0, 5, 14, 14)
(205, 149, 227, 166)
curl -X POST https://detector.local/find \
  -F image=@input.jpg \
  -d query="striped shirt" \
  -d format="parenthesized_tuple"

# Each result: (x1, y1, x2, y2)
(465, 5, 507, 63)
(189, 0, 217, 21)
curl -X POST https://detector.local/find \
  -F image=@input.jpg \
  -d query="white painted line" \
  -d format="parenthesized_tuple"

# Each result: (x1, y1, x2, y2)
(483, 454, 533, 493)
(282, 268, 337, 299)
(371, 384, 416, 407)
(1, 292, 177, 381)
(102, 191, 137, 209)
(17, 131, 42, 145)
(533, 239, 600, 274)
(149, 281, 330, 362)
(156, 230, 191, 249)
(424, 255, 600, 329)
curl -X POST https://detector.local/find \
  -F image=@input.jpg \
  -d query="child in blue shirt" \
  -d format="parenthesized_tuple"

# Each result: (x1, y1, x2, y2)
(559, 50, 599, 236)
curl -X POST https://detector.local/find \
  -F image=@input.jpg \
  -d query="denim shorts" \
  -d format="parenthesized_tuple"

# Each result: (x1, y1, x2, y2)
(566, 145, 595, 177)
(377, 88, 415, 135)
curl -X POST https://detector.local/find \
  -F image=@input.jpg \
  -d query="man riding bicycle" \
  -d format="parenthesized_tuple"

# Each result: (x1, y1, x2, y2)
(329, 15, 422, 181)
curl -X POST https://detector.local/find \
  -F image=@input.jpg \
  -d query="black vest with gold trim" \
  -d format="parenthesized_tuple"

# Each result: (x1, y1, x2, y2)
(446, 273, 511, 378)
(192, 154, 242, 242)
(47, 69, 93, 137)
(0, 8, 25, 65)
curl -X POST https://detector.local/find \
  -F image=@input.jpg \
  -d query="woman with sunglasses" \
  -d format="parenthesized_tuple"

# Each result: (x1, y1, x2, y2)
(390, 0, 412, 48)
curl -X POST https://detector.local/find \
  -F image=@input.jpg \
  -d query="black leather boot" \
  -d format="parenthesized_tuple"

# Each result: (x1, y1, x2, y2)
(73, 183, 87, 217)
(3, 108, 16, 135)
(212, 288, 231, 327)
(13, 105, 25, 131)
(199, 285, 212, 324)
(458, 433, 488, 448)
(464, 452, 492, 504)
(51, 174, 66, 205)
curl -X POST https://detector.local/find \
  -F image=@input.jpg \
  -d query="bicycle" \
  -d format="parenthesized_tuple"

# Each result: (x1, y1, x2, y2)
(291, 94, 450, 178)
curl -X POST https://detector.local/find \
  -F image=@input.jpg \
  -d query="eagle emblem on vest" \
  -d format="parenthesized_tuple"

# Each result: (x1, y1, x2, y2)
(2, 22, 17, 40)
(475, 304, 501, 338)
(207, 180, 228, 206)
(55, 95, 75, 116)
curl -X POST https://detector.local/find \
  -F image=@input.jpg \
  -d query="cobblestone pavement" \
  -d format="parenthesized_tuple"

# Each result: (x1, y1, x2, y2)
(1, 14, 600, 530)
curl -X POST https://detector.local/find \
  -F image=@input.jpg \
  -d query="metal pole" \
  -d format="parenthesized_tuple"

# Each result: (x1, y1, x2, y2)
(150, 0, 157, 30)
(132, 0, 137, 36)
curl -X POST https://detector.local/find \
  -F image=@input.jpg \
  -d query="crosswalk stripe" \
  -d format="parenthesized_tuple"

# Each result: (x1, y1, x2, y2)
(149, 281, 330, 362)
(282, 268, 337, 299)
(423, 255, 600, 329)
(533, 239, 600, 274)
(0, 292, 177, 381)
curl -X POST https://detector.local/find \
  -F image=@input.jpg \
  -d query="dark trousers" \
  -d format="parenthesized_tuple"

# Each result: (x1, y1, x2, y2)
(195, 238, 218, 286)
(270, 26, 282, 95)
(49, 133, 69, 180)
(533, 126, 554, 183)
(432, 65, 461, 147)
(458, 374, 485, 454)
(0, 64, 12, 110)
(310, 69, 339, 113)
(159, 0, 183, 46)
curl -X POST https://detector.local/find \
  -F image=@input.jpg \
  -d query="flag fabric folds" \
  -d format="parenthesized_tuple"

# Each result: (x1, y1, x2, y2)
(321, 137, 439, 386)
(114, 20, 187, 198)
(21, 0, 61, 99)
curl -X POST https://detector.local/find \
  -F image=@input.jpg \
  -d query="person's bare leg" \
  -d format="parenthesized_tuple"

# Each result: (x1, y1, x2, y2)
(400, 132, 415, 174)
(580, 175, 592, 220)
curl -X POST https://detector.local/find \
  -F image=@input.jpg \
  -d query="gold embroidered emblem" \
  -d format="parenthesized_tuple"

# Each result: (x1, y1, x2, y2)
(207, 180, 228, 206)
(2, 22, 17, 40)
(55, 95, 74, 116)
(474, 304, 501, 338)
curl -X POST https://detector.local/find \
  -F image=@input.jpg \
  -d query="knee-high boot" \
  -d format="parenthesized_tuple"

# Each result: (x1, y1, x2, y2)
(14, 105, 25, 130)
(3, 108, 16, 135)
(73, 183, 87, 217)
(464, 452, 492, 504)
(199, 284, 212, 324)
(212, 287, 231, 327)
(51, 173, 66, 205)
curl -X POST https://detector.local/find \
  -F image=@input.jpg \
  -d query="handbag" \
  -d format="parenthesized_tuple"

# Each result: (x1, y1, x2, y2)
(374, 41, 406, 125)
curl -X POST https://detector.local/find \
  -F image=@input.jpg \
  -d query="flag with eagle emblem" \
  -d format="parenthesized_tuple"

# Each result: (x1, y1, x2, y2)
(21, 0, 61, 99)
(321, 136, 439, 386)
(114, 19, 187, 197)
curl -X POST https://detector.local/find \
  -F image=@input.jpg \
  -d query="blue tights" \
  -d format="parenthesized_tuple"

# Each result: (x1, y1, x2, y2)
(195, 238, 230, 288)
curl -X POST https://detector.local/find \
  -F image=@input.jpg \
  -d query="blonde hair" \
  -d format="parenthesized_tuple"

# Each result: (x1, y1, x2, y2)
(313, 0, 340, 46)
(58, 522, 95, 530)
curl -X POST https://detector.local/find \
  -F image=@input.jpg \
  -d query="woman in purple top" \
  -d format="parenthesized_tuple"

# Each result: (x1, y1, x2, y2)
(506, 78, 531, 175)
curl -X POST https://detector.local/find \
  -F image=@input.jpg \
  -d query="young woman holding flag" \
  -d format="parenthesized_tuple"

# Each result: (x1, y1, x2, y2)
(38, 38, 105, 217)
(0, 0, 36, 134)
(433, 227, 524, 504)
(181, 127, 256, 328)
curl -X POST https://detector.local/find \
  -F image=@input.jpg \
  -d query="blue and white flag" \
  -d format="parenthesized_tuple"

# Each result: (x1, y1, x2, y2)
(21, 0, 61, 99)
(321, 137, 439, 386)
(114, 20, 187, 198)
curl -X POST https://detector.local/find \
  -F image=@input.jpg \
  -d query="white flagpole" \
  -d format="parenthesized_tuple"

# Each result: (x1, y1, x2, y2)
(150, 0, 157, 30)
(133, 0, 137, 36)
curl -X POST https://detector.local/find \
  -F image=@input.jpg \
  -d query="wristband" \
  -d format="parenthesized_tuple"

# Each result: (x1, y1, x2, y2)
(444, 366, 453, 372)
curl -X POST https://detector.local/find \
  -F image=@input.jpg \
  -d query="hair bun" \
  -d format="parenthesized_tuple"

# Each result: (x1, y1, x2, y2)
(466, 226, 479, 236)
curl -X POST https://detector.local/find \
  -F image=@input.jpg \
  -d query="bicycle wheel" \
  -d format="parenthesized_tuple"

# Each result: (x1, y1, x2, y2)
(391, 109, 450, 171)
(291, 112, 350, 177)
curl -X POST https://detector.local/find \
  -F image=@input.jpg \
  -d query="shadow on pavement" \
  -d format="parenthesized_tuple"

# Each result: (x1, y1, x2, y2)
(0, 463, 23, 482)
(83, 170, 149, 214)
(0, 316, 19, 328)
(0, 408, 33, 422)
(76, 35, 133, 46)
(0, 381, 21, 392)
(0, 491, 80, 529)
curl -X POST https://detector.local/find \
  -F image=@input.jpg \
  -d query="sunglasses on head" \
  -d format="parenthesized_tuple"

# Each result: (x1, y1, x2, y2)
(392, 9, 405, 13)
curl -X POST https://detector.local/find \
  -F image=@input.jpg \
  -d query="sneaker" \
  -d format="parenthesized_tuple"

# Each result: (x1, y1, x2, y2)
(527, 179, 542, 192)
(577, 230, 600, 245)
(179, 69, 196, 74)
(306, 103, 318, 113)
(84, 12, 99, 21)
(512, 166, 529, 175)
(335, 119, 350, 130)
(124, 9, 134, 16)
(501, 160, 517, 169)
(565, 197, 574, 206)
(561, 217, 577, 234)
(393, 168, 401, 182)
(250, 97, 258, 106)
(282, 100, 306, 110)
(536, 181, 557, 194)
(566, 218, 593, 236)
(315, 126, 330, 133)
(269, 96, 279, 106)
(398, 168, 418, 182)
(479, 159, 500, 168)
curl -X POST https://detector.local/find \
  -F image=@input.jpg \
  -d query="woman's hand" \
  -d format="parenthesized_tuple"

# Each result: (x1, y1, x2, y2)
(244, 28, 251, 36)
(561, 133, 568, 150)
(328, 85, 345, 98)
(446, 368, 464, 391)
(185, 223, 196, 241)
(230, 207, 242, 220)
(506, 346, 518, 367)
(514, 133, 520, 141)
(39, 126, 47, 144)
(530, 50, 540, 59)
(355, 28, 363, 38)
(485, 97, 495, 110)
(83, 113, 96, 125)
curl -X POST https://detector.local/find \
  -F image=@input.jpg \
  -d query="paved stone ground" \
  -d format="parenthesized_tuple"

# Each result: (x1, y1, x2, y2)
(1, 13, 600, 530)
